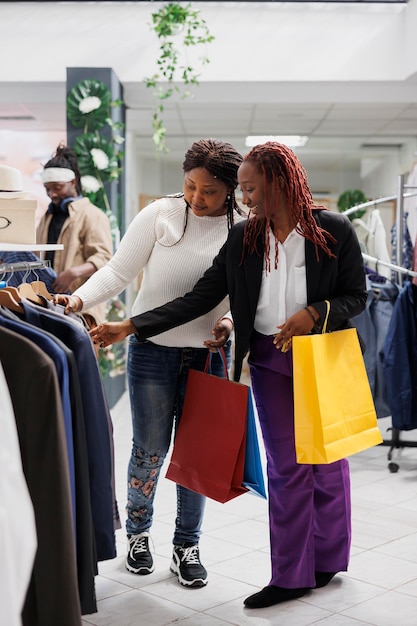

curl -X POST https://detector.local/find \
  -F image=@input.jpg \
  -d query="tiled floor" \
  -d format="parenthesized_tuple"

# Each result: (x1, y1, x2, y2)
(82, 381, 417, 626)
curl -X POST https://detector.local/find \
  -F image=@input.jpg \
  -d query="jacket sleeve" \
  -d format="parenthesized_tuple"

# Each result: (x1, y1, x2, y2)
(132, 240, 229, 339)
(82, 207, 113, 271)
(308, 212, 368, 331)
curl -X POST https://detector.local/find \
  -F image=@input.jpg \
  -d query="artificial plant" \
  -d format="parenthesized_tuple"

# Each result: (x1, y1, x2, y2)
(67, 78, 127, 379)
(67, 79, 124, 226)
(337, 189, 368, 221)
(145, 1, 214, 153)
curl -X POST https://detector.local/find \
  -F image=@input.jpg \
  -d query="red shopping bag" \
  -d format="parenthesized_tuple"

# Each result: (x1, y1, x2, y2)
(166, 350, 265, 503)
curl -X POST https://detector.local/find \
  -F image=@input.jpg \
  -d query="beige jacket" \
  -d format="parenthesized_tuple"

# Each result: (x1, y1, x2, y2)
(37, 197, 113, 323)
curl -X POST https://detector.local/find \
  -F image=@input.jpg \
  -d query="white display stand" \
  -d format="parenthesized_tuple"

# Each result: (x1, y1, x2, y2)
(0, 244, 63, 251)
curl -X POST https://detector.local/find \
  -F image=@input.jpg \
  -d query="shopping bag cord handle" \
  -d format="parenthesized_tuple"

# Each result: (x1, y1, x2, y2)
(205, 347, 228, 379)
(322, 299, 331, 334)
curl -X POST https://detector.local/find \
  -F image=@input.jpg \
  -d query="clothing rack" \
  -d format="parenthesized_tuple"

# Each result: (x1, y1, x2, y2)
(345, 177, 417, 471)
(0, 260, 50, 274)
(342, 190, 417, 217)
(343, 181, 417, 286)
(362, 252, 417, 469)
(0, 260, 51, 288)
(361, 253, 417, 279)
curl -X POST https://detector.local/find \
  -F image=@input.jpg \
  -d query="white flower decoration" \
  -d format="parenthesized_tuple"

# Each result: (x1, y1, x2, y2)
(90, 148, 109, 170)
(81, 175, 101, 194)
(78, 96, 102, 114)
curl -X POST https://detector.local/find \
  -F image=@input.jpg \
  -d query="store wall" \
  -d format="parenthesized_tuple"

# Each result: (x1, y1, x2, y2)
(307, 168, 362, 198)
(361, 139, 417, 198)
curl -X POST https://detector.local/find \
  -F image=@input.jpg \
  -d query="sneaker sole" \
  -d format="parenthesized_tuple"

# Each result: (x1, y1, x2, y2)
(170, 563, 208, 588)
(126, 561, 154, 575)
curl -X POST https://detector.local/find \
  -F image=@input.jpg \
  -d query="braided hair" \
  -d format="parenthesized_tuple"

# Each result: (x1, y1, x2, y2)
(242, 142, 335, 269)
(183, 138, 245, 230)
(43, 143, 82, 195)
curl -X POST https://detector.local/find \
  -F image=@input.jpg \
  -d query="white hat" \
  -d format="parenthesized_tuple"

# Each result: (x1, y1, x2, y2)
(0, 164, 28, 199)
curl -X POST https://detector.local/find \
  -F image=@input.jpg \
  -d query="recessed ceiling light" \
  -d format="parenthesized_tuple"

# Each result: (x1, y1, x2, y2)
(361, 143, 403, 150)
(245, 135, 309, 148)
(0, 115, 35, 121)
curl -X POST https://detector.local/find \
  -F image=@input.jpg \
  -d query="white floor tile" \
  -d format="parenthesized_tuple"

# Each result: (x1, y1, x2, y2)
(83, 588, 195, 625)
(347, 550, 417, 589)
(302, 575, 385, 613)
(207, 595, 331, 626)
(342, 589, 417, 626)
(374, 532, 417, 562)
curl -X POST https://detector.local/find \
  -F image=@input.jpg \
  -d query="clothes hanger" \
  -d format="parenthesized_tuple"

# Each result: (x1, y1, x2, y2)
(0, 275, 42, 306)
(1, 285, 22, 299)
(0, 291, 23, 313)
(18, 282, 46, 305)
(0, 267, 29, 300)
(17, 263, 45, 306)
(31, 279, 53, 300)
(0, 274, 23, 313)
(30, 266, 54, 301)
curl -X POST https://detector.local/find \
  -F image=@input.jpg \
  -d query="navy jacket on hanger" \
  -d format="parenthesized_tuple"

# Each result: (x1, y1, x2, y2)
(21, 300, 117, 561)
(383, 281, 417, 430)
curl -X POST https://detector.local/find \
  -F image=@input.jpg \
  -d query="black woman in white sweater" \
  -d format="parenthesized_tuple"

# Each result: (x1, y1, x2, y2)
(54, 138, 246, 589)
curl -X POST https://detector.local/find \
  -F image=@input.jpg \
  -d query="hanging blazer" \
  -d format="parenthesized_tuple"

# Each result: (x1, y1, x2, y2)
(0, 326, 82, 626)
(383, 281, 417, 430)
(21, 301, 117, 562)
(132, 209, 367, 381)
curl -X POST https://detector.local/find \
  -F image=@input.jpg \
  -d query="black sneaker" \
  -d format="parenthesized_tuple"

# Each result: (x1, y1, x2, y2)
(126, 532, 154, 574)
(170, 544, 208, 588)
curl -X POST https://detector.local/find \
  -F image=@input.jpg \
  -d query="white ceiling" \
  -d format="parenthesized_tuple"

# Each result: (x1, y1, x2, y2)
(1, 1, 417, 177)
(123, 79, 417, 169)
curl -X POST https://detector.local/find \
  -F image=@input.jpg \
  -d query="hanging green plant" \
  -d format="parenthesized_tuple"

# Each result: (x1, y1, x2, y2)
(145, 2, 215, 152)
(67, 79, 111, 132)
(337, 189, 368, 221)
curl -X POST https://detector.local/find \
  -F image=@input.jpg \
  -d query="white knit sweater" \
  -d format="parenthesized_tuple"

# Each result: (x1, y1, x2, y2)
(74, 195, 239, 347)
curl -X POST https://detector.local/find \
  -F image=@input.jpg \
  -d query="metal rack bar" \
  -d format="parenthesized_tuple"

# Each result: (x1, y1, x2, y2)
(362, 253, 417, 278)
(342, 190, 417, 217)
(0, 260, 50, 273)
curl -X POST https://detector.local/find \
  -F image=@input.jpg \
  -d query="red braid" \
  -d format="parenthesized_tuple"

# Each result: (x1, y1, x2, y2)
(242, 142, 336, 268)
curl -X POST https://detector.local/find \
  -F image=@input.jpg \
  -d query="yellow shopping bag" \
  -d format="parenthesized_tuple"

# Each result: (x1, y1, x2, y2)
(292, 300, 382, 464)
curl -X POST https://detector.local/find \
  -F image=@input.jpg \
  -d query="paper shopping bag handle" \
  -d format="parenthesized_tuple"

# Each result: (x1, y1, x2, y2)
(204, 347, 228, 379)
(322, 300, 331, 334)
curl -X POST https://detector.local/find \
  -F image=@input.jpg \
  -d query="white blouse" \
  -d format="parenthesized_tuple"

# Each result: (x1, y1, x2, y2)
(254, 227, 307, 336)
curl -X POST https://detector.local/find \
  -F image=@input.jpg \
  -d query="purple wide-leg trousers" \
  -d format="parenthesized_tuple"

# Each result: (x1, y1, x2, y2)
(248, 331, 351, 589)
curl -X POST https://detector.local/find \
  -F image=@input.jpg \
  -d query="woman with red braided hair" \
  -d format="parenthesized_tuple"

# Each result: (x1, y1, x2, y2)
(72, 142, 367, 610)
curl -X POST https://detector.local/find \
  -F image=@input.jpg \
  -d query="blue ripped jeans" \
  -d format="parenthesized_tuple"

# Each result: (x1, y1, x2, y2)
(126, 336, 231, 545)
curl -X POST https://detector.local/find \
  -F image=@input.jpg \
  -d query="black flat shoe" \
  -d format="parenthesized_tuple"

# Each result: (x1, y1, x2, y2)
(315, 571, 337, 588)
(244, 585, 309, 609)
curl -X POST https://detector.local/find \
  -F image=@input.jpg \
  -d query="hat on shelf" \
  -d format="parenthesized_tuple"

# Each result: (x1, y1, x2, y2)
(0, 164, 29, 199)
